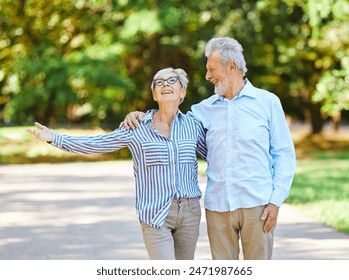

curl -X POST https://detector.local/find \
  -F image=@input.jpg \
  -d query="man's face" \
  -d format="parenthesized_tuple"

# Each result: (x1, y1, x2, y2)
(205, 51, 229, 96)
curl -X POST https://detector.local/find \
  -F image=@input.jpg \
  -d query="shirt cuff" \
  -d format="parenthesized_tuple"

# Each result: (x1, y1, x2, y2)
(269, 187, 289, 207)
(51, 131, 63, 148)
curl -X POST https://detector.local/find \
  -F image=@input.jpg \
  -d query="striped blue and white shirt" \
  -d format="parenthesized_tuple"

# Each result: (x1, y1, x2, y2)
(50, 109, 207, 228)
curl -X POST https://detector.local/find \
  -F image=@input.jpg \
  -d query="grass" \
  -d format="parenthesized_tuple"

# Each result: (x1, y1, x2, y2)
(287, 159, 349, 234)
(1, 124, 349, 234)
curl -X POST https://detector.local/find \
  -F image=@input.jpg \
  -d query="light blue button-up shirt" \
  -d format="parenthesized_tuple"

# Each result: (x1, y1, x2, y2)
(189, 79, 296, 212)
(50, 110, 207, 228)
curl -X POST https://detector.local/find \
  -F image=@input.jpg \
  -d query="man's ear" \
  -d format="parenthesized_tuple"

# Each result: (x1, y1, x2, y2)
(229, 61, 236, 70)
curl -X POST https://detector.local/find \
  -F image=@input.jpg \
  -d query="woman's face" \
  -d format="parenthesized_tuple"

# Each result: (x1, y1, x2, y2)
(152, 72, 186, 105)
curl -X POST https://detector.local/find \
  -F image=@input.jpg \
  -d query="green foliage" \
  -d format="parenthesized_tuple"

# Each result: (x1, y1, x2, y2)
(314, 70, 349, 116)
(120, 10, 162, 39)
(1, 0, 349, 131)
(307, 0, 349, 119)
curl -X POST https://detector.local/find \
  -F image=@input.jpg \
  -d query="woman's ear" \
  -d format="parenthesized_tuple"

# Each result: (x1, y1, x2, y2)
(152, 91, 158, 102)
(180, 88, 187, 100)
(178, 88, 186, 105)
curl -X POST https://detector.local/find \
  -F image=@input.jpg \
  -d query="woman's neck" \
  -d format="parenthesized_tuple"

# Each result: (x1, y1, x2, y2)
(155, 104, 178, 125)
(152, 107, 178, 138)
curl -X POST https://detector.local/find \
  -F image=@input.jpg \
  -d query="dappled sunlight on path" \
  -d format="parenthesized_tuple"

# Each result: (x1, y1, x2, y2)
(1, 161, 348, 260)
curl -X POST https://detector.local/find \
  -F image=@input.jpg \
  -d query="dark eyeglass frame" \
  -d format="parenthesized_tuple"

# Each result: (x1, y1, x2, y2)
(152, 76, 182, 87)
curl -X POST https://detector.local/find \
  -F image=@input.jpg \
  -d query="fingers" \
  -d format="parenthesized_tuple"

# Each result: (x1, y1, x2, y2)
(26, 128, 37, 136)
(121, 111, 145, 129)
(262, 217, 274, 233)
(26, 128, 42, 139)
(261, 207, 268, 221)
(261, 204, 279, 232)
(135, 111, 145, 122)
(26, 122, 53, 142)
(125, 115, 136, 129)
(261, 209, 273, 232)
(34, 122, 46, 129)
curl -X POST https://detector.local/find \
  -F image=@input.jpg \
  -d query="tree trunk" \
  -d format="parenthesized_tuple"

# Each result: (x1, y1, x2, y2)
(44, 90, 57, 126)
(332, 111, 341, 132)
(309, 102, 323, 134)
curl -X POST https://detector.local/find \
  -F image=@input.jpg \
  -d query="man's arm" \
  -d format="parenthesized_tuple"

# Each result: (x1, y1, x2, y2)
(261, 97, 296, 232)
(268, 98, 296, 206)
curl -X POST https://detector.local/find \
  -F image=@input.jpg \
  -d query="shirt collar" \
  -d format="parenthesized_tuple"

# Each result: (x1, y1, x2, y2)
(239, 78, 257, 98)
(143, 109, 184, 125)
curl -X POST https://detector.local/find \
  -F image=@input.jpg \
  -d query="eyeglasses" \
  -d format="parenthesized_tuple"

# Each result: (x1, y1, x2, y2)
(153, 76, 181, 87)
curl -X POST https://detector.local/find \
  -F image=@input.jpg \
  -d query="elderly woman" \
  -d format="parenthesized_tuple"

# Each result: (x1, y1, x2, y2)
(27, 67, 207, 260)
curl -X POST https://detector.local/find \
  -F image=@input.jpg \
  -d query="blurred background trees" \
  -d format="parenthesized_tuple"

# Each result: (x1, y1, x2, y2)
(1, 0, 348, 133)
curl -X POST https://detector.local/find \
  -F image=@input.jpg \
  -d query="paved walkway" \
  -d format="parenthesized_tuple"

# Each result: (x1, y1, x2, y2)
(1, 161, 349, 260)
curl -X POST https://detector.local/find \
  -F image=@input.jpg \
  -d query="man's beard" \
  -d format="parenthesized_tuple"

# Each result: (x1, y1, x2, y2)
(214, 80, 228, 96)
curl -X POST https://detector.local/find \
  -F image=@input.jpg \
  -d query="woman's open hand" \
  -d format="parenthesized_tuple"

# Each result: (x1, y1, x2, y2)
(26, 122, 53, 142)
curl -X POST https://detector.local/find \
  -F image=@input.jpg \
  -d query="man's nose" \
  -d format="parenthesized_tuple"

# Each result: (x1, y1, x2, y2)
(205, 71, 210, 81)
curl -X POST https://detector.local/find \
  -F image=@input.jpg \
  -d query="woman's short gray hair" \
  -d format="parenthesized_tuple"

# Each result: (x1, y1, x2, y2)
(205, 37, 248, 76)
(151, 67, 189, 92)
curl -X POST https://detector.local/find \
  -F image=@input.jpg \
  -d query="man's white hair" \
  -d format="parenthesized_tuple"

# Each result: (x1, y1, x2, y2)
(205, 37, 248, 76)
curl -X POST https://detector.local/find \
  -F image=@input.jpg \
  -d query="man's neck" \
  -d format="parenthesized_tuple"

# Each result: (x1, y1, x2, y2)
(224, 78, 246, 100)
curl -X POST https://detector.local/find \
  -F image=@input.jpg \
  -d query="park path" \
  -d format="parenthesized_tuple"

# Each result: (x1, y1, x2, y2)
(1, 161, 349, 260)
